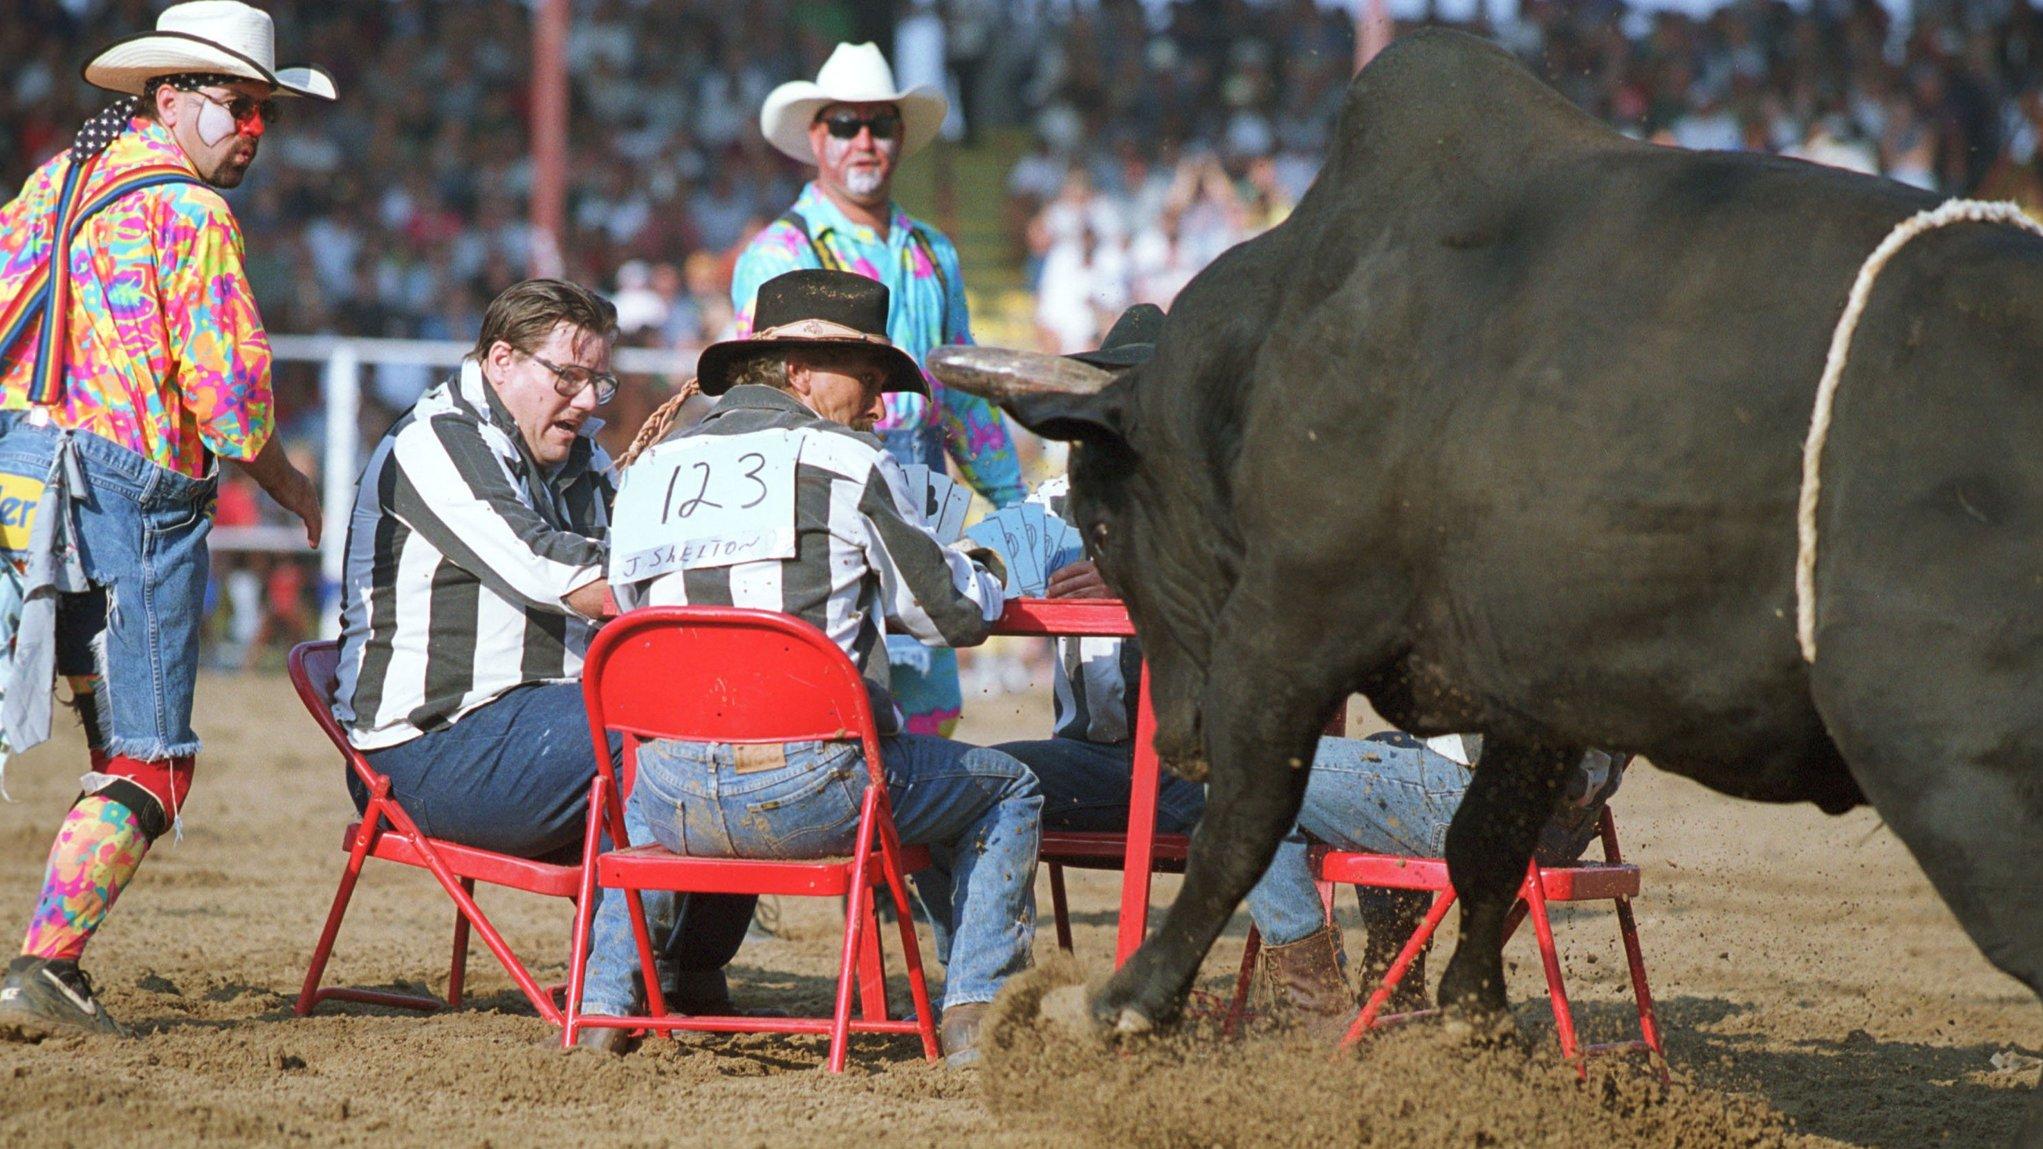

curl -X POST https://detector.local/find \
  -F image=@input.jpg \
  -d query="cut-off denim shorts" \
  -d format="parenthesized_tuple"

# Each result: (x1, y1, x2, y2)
(0, 412, 216, 760)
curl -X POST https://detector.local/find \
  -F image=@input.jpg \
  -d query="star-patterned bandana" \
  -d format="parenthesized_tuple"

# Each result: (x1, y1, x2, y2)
(72, 73, 246, 161)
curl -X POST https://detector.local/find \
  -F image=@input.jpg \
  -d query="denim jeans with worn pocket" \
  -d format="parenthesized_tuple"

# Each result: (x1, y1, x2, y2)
(0, 412, 214, 761)
(586, 733, 1041, 1011)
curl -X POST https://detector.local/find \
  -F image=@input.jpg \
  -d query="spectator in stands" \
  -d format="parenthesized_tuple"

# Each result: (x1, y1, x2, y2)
(734, 41, 1026, 737)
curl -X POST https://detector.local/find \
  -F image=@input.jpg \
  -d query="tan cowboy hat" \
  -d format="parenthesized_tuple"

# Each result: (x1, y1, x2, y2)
(83, 0, 337, 100)
(759, 42, 945, 163)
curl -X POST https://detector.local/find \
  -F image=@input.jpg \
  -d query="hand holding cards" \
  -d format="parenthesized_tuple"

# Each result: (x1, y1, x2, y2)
(964, 502, 1083, 597)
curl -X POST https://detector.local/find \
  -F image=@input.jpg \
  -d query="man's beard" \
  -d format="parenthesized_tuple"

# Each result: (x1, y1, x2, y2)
(843, 166, 886, 198)
(204, 149, 255, 188)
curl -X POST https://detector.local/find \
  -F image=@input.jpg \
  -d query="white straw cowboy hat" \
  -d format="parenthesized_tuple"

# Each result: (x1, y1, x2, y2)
(82, 0, 337, 100)
(759, 42, 946, 163)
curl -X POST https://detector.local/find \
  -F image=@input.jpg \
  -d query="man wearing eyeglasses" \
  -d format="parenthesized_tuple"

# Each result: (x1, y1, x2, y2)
(332, 279, 759, 1037)
(736, 42, 1028, 738)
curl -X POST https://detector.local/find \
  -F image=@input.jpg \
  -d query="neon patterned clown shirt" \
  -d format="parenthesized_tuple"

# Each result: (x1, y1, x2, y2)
(731, 182, 1024, 507)
(0, 119, 272, 478)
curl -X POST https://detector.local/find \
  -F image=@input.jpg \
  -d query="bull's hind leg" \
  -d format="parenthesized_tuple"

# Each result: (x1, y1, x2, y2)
(1088, 618, 1345, 1033)
(1436, 736, 1578, 1017)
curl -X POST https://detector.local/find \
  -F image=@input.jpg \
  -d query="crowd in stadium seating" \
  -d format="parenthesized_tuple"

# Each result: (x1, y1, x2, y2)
(5, 0, 2040, 663)
(8, 0, 2040, 361)
(1010, 0, 2043, 348)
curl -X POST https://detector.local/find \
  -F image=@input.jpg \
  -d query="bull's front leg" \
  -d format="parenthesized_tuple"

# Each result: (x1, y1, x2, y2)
(1436, 735, 1577, 1017)
(1089, 635, 1333, 1033)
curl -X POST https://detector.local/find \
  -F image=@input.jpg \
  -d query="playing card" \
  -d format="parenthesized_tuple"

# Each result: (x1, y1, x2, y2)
(924, 472, 958, 537)
(964, 518, 1020, 594)
(1042, 513, 1084, 573)
(902, 464, 930, 522)
(937, 480, 972, 543)
(996, 506, 1045, 595)
(1016, 502, 1048, 578)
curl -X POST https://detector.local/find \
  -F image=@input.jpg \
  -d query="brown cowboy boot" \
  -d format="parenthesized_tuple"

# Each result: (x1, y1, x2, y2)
(1257, 925, 1352, 1039)
(940, 1002, 991, 1068)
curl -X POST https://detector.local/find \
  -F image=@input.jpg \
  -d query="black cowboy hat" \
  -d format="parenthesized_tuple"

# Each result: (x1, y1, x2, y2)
(697, 269, 926, 396)
(1066, 303, 1165, 369)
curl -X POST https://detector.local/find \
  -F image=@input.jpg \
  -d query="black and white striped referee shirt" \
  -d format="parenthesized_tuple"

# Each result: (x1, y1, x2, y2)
(334, 362, 613, 749)
(614, 385, 1004, 732)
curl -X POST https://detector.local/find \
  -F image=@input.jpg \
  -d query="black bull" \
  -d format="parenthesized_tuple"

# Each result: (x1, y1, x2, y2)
(931, 26, 2041, 1126)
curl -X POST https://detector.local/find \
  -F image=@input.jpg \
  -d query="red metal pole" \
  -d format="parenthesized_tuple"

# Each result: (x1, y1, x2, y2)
(1357, 0, 1394, 72)
(530, 0, 569, 277)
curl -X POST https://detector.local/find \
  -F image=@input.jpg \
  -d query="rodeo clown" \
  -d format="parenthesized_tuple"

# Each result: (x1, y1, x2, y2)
(0, 1, 330, 1038)
(594, 269, 1039, 1066)
(733, 43, 1029, 738)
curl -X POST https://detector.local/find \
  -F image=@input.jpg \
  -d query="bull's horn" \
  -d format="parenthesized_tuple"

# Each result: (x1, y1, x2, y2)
(927, 345, 1114, 402)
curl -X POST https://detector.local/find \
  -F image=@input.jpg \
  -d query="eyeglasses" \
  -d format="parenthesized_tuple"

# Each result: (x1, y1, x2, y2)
(192, 88, 280, 129)
(819, 110, 902, 140)
(526, 352, 619, 405)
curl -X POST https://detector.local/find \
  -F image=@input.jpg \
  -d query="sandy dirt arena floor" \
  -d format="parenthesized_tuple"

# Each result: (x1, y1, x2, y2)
(0, 670, 2035, 1147)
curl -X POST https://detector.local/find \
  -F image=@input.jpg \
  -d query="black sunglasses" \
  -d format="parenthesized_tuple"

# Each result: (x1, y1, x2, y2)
(819, 110, 902, 140)
(194, 88, 280, 127)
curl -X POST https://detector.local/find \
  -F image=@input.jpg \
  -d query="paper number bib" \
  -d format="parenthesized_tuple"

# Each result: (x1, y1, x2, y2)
(610, 431, 801, 585)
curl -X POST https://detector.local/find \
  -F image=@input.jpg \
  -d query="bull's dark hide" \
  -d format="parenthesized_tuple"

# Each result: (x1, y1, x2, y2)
(942, 28, 2042, 1135)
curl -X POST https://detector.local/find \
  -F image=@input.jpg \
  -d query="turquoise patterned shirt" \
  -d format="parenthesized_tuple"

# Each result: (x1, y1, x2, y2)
(731, 182, 1024, 507)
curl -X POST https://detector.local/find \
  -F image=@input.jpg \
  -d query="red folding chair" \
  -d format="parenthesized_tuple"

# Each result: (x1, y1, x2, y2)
(563, 606, 941, 1072)
(1044, 714, 1345, 960)
(1042, 832, 1189, 953)
(1225, 807, 1664, 1074)
(289, 641, 582, 1024)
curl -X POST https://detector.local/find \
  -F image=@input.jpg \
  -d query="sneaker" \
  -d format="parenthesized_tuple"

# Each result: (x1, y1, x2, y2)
(0, 957, 129, 1040)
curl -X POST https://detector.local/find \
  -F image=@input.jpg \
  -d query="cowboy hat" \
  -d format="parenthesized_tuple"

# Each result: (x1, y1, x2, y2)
(1067, 304, 1165, 369)
(759, 42, 945, 163)
(83, 1, 336, 100)
(698, 270, 926, 397)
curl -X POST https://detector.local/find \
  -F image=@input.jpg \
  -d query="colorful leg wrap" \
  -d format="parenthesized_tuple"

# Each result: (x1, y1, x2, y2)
(19, 674, 191, 963)
(20, 795, 152, 962)
(91, 754, 194, 840)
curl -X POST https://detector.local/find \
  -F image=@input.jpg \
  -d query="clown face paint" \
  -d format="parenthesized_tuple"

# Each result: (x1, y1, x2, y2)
(809, 102, 900, 213)
(195, 95, 236, 146)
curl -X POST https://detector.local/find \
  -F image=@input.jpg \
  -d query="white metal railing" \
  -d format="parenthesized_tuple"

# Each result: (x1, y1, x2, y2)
(265, 335, 699, 635)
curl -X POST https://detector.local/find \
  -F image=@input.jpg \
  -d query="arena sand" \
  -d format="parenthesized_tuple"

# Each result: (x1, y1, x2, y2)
(0, 672, 2034, 1147)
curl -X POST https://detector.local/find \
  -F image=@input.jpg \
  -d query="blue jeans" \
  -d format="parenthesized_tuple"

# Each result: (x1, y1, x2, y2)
(1300, 733, 1619, 865)
(587, 733, 1041, 1011)
(0, 413, 215, 760)
(359, 682, 756, 1015)
(996, 737, 1330, 946)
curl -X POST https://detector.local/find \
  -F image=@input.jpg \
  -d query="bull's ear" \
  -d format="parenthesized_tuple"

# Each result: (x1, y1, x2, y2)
(1001, 386, 1131, 451)
(927, 345, 1132, 452)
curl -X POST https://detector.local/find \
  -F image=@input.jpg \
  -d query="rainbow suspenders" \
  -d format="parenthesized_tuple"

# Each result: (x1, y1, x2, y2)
(0, 153, 200, 409)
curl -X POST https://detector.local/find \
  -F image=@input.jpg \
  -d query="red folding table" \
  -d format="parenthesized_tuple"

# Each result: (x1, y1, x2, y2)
(989, 597, 1161, 966)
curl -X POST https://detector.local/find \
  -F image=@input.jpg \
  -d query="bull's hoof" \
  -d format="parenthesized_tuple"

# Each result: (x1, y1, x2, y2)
(1111, 1005, 1155, 1037)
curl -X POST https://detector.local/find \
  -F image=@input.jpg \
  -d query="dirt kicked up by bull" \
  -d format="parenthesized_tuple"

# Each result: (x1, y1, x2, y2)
(931, 27, 2043, 1142)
